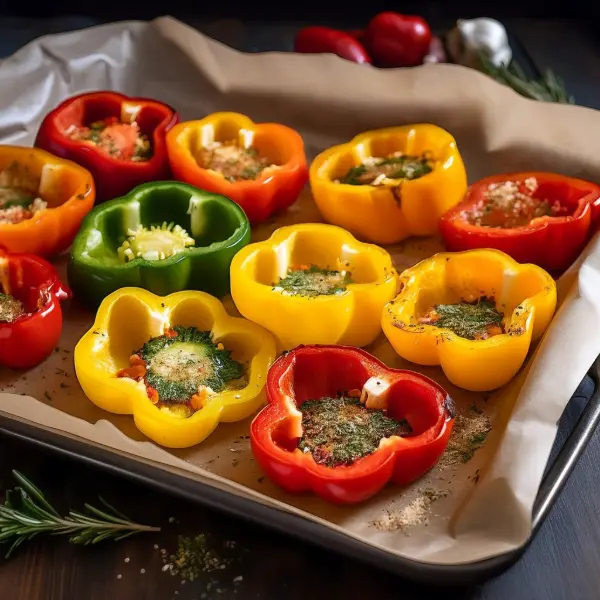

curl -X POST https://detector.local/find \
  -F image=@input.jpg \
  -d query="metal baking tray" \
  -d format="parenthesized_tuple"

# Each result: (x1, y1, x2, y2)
(0, 356, 598, 586)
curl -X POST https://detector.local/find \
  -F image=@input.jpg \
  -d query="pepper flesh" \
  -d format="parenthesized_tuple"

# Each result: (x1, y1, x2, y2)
(309, 124, 467, 244)
(35, 91, 178, 202)
(439, 172, 600, 273)
(250, 345, 455, 504)
(166, 112, 308, 224)
(0, 146, 95, 257)
(68, 181, 250, 310)
(229, 223, 398, 350)
(74, 288, 277, 449)
(381, 249, 557, 392)
(0, 250, 70, 369)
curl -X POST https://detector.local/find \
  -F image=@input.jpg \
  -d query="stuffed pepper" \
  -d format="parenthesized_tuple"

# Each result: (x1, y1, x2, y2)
(230, 223, 397, 350)
(69, 181, 250, 310)
(166, 112, 308, 224)
(250, 345, 455, 504)
(439, 172, 600, 273)
(0, 146, 95, 257)
(0, 250, 70, 369)
(382, 249, 557, 392)
(309, 124, 467, 245)
(34, 91, 178, 202)
(74, 288, 277, 448)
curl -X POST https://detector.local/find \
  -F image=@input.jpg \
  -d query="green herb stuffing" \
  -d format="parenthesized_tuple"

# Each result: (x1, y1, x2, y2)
(297, 396, 412, 467)
(274, 265, 352, 297)
(339, 154, 433, 186)
(429, 297, 504, 340)
(0, 292, 25, 323)
(137, 326, 244, 404)
(0, 188, 36, 210)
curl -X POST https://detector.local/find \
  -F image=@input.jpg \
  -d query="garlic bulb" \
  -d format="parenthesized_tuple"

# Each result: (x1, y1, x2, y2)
(446, 17, 512, 70)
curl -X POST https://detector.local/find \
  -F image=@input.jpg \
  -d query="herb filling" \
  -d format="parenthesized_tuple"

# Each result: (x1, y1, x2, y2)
(273, 265, 352, 297)
(297, 395, 412, 467)
(338, 152, 433, 186)
(0, 162, 46, 225)
(198, 140, 274, 182)
(0, 292, 25, 323)
(117, 326, 245, 417)
(64, 117, 152, 162)
(420, 297, 505, 340)
(464, 177, 567, 228)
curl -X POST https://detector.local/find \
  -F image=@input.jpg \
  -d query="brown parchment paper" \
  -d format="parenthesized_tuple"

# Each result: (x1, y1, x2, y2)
(1, 16, 600, 565)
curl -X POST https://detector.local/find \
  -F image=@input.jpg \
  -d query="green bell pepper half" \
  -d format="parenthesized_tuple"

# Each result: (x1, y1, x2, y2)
(68, 181, 251, 309)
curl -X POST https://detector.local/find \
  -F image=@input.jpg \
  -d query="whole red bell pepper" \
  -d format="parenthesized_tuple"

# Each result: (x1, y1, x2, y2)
(364, 12, 432, 67)
(439, 172, 600, 274)
(34, 91, 179, 202)
(294, 27, 372, 64)
(0, 251, 70, 369)
(250, 345, 455, 504)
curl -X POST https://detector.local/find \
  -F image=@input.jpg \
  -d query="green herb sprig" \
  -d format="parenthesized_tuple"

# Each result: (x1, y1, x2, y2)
(479, 52, 574, 104)
(0, 470, 160, 558)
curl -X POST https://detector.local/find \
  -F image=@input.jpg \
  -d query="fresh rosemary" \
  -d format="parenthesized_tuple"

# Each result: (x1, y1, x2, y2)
(0, 470, 160, 558)
(479, 52, 574, 104)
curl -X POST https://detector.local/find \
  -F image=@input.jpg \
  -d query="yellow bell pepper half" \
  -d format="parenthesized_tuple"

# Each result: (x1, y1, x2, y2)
(309, 124, 468, 245)
(381, 249, 557, 392)
(74, 288, 277, 448)
(230, 223, 398, 350)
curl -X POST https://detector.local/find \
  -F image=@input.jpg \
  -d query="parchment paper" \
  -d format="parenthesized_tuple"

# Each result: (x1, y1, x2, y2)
(1, 16, 600, 565)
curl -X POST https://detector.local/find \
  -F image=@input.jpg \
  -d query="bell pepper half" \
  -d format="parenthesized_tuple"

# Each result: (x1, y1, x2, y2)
(309, 124, 467, 244)
(439, 172, 600, 273)
(0, 250, 70, 369)
(74, 288, 277, 448)
(0, 146, 95, 257)
(381, 249, 557, 392)
(229, 223, 398, 350)
(166, 112, 309, 224)
(68, 181, 251, 310)
(250, 345, 455, 504)
(34, 91, 179, 202)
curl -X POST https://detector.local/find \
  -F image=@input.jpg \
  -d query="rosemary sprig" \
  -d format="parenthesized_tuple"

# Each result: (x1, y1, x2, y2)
(0, 470, 160, 558)
(478, 52, 574, 104)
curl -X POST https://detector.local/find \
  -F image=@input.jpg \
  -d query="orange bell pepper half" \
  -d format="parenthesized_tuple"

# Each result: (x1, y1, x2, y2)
(0, 146, 95, 257)
(166, 112, 308, 224)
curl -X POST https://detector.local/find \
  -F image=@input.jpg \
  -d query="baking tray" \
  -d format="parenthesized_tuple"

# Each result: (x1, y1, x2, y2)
(0, 356, 598, 586)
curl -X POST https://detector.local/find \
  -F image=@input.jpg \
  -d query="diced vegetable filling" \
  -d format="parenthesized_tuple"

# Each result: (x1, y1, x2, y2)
(419, 296, 505, 340)
(117, 222, 195, 262)
(117, 326, 246, 418)
(197, 141, 274, 182)
(0, 292, 25, 323)
(0, 163, 46, 225)
(463, 177, 568, 228)
(64, 117, 152, 162)
(297, 394, 412, 467)
(337, 152, 433, 186)
(272, 264, 352, 297)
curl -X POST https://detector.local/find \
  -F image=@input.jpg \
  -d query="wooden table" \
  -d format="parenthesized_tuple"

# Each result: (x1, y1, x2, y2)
(1, 17, 600, 600)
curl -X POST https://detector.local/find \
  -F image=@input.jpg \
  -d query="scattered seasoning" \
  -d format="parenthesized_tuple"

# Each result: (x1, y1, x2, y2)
(419, 297, 504, 340)
(43, 391, 52, 402)
(298, 395, 412, 467)
(337, 152, 433, 186)
(438, 409, 492, 469)
(273, 264, 352, 297)
(372, 488, 447, 533)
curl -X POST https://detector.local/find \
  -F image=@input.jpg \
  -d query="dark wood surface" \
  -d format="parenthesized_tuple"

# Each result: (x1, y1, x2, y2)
(1, 17, 600, 600)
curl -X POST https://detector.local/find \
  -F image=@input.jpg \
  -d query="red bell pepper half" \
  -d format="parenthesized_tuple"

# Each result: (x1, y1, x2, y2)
(294, 27, 372, 64)
(250, 345, 455, 504)
(439, 172, 600, 274)
(0, 251, 70, 369)
(34, 91, 179, 202)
